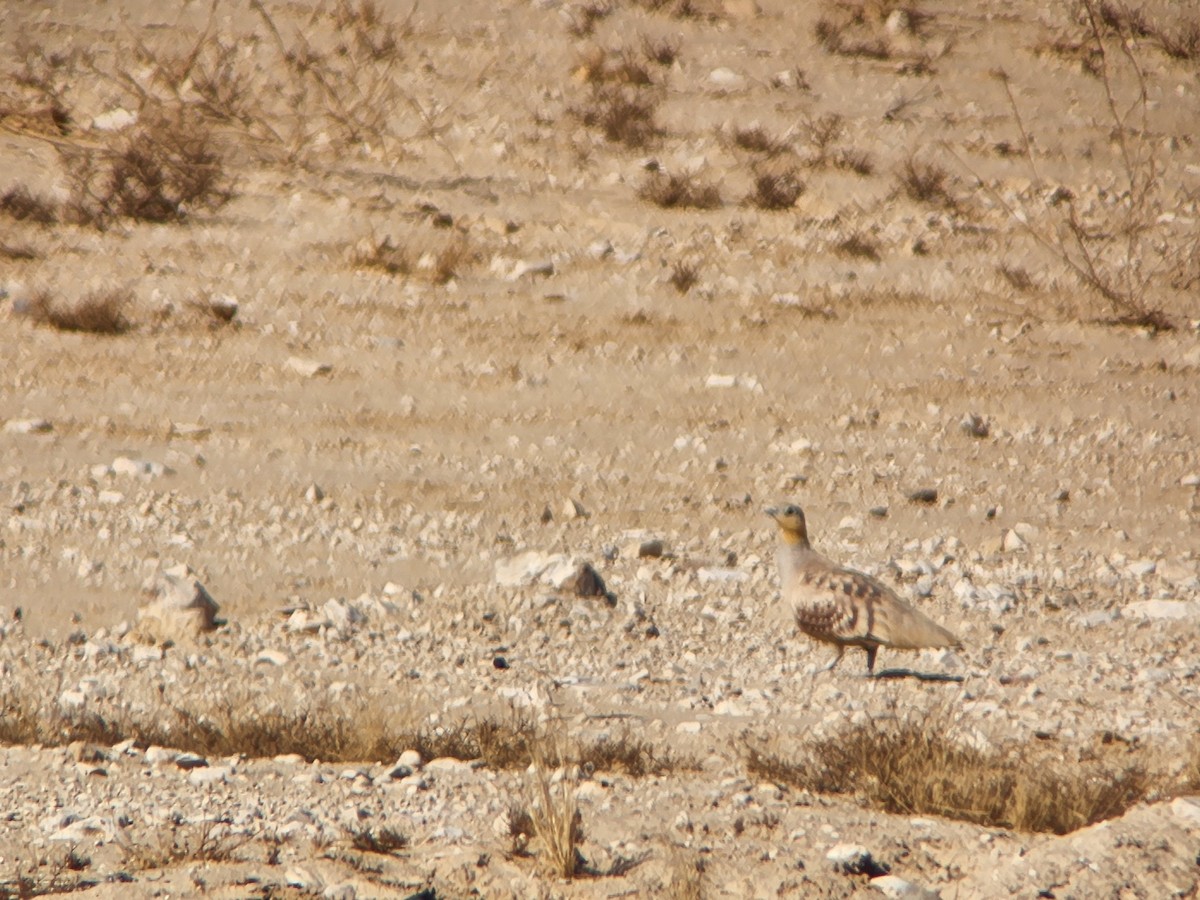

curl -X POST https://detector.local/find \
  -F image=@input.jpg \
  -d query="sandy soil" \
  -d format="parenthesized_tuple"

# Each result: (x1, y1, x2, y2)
(2, 0, 1200, 896)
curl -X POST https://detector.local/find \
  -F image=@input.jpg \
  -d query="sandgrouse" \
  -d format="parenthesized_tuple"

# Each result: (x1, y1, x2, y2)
(767, 503, 961, 674)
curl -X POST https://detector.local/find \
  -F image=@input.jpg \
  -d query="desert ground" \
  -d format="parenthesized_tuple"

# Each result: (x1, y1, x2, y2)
(2, 0, 1200, 896)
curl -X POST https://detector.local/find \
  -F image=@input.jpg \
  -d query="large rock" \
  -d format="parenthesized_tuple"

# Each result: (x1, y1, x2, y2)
(134, 564, 220, 644)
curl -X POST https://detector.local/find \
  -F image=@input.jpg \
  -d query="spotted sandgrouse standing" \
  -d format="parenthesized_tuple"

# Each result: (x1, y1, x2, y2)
(767, 503, 961, 674)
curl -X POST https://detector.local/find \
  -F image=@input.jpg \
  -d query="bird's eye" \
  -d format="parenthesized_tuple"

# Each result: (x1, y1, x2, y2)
(787, 505, 800, 516)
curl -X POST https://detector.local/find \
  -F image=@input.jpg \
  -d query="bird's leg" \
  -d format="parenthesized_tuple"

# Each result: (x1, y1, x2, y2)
(865, 645, 878, 676)
(818, 646, 845, 673)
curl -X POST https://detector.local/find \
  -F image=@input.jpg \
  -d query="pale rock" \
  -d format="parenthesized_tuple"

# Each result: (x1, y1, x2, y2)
(1123, 600, 1199, 621)
(870, 874, 937, 898)
(91, 108, 137, 131)
(286, 357, 333, 377)
(135, 564, 220, 643)
(494, 551, 571, 587)
(4, 418, 52, 434)
(112, 456, 171, 478)
(827, 843, 877, 875)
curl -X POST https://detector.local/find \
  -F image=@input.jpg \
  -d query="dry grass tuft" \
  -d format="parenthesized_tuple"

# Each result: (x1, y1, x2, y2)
(348, 826, 409, 855)
(123, 817, 251, 871)
(731, 125, 788, 155)
(832, 147, 875, 175)
(25, 289, 133, 335)
(835, 230, 882, 261)
(0, 186, 58, 224)
(352, 234, 467, 284)
(748, 169, 804, 210)
(0, 848, 94, 898)
(575, 86, 662, 148)
(746, 712, 1165, 835)
(664, 850, 706, 899)
(566, 1, 614, 38)
(529, 748, 585, 879)
(642, 34, 681, 66)
(639, 170, 722, 209)
(0, 241, 40, 261)
(61, 111, 234, 227)
(669, 260, 700, 294)
(576, 47, 654, 86)
(898, 155, 954, 207)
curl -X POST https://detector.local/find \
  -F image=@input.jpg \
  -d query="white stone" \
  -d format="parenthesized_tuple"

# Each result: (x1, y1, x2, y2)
(286, 357, 333, 377)
(135, 564, 220, 643)
(4, 418, 52, 434)
(1123, 600, 1199, 621)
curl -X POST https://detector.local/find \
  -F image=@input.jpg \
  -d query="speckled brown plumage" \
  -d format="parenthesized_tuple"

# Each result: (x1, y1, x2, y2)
(767, 503, 961, 674)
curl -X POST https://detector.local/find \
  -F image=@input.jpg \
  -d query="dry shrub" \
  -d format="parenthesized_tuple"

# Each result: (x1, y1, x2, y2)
(642, 34, 681, 66)
(575, 85, 662, 148)
(0, 241, 39, 261)
(638, 170, 721, 209)
(529, 747, 585, 879)
(26, 289, 133, 335)
(348, 826, 408, 855)
(898, 155, 954, 207)
(731, 125, 787, 155)
(566, 1, 614, 38)
(746, 712, 1160, 835)
(61, 111, 233, 226)
(832, 147, 875, 175)
(123, 817, 251, 871)
(576, 47, 654, 86)
(352, 234, 467, 284)
(0, 848, 94, 897)
(961, 3, 1198, 329)
(748, 169, 804, 210)
(664, 850, 706, 900)
(669, 260, 699, 294)
(0, 186, 58, 224)
(835, 230, 882, 260)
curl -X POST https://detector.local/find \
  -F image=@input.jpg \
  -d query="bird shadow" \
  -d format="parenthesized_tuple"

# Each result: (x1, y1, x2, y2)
(871, 667, 965, 684)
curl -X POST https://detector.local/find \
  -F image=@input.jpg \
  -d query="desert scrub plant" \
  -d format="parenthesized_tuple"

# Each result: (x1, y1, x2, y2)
(669, 260, 700, 294)
(898, 155, 954, 207)
(58, 109, 234, 226)
(529, 750, 585, 879)
(25, 288, 134, 335)
(0, 847, 94, 898)
(835, 230, 882, 261)
(348, 825, 408, 855)
(747, 167, 804, 210)
(746, 710, 1161, 835)
(956, 0, 1199, 329)
(574, 84, 662, 148)
(638, 170, 721, 209)
(0, 186, 58, 224)
(122, 816, 252, 870)
(351, 233, 469, 284)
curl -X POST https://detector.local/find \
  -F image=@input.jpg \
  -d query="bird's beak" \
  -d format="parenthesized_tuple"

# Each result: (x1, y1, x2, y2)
(765, 507, 779, 519)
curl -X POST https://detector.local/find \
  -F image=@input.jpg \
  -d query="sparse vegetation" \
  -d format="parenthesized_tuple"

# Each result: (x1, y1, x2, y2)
(529, 753, 585, 879)
(746, 711, 1178, 835)
(959, 0, 1197, 329)
(348, 826, 409, 855)
(669, 260, 700, 294)
(0, 185, 58, 224)
(639, 170, 722, 209)
(575, 85, 662, 148)
(898, 155, 954, 207)
(0, 687, 682, 775)
(352, 233, 468, 284)
(642, 34, 682, 67)
(122, 816, 251, 870)
(748, 168, 804, 210)
(0, 847, 94, 899)
(25, 288, 133, 335)
(835, 230, 882, 260)
(731, 125, 788, 155)
(60, 110, 234, 226)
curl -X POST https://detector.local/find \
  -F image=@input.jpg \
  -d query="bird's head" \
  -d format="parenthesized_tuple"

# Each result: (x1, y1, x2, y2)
(766, 503, 810, 547)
